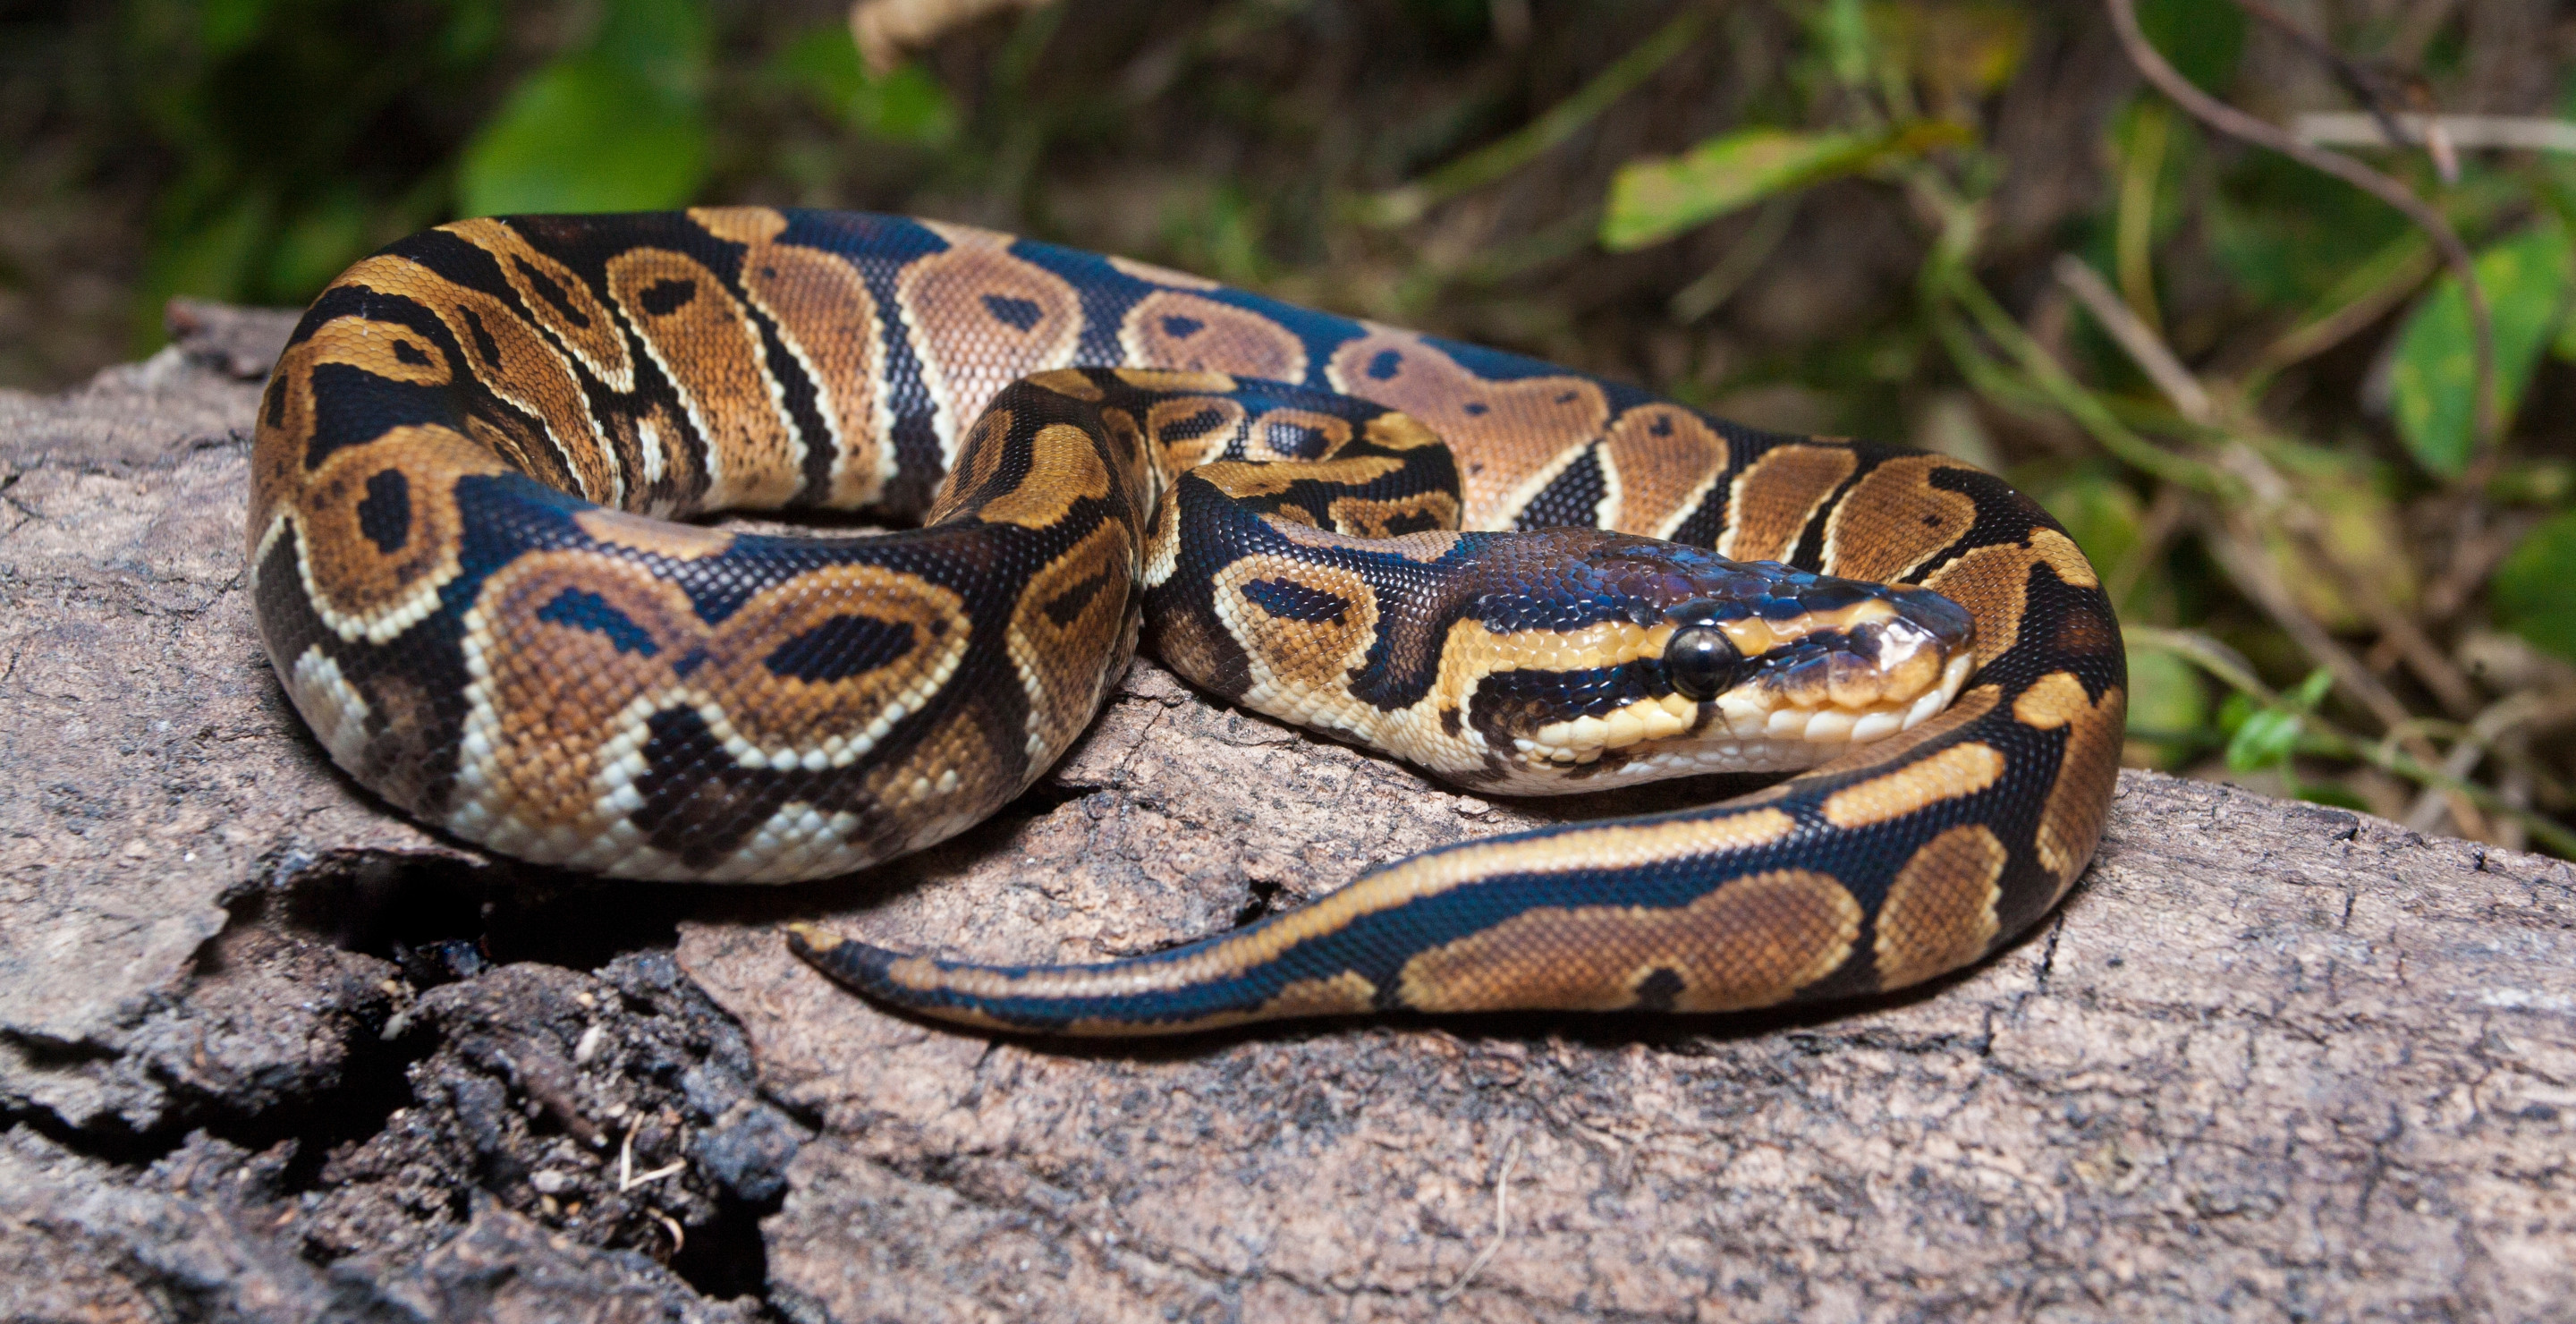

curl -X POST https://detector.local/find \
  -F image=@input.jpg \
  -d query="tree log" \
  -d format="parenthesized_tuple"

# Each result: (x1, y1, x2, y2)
(1, 308, 2567, 1320)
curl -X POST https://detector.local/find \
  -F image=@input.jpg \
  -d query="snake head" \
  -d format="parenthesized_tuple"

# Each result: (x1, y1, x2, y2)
(1487, 539, 1976, 785)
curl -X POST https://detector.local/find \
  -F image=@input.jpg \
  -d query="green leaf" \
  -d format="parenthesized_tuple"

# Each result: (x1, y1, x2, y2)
(2133, 0, 2244, 95)
(2224, 668, 2331, 775)
(2493, 509, 2576, 661)
(266, 189, 372, 300)
(2388, 224, 2573, 478)
(1601, 121, 1969, 250)
(595, 0, 711, 98)
(458, 55, 708, 216)
(774, 27, 956, 146)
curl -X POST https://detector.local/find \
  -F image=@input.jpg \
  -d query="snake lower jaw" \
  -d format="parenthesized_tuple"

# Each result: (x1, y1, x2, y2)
(1502, 652, 1977, 787)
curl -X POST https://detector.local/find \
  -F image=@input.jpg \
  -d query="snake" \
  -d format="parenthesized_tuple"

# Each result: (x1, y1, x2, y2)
(247, 208, 2123, 1036)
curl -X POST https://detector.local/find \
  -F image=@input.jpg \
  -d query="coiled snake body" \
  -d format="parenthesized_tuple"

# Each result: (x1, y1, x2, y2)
(249, 209, 2123, 1034)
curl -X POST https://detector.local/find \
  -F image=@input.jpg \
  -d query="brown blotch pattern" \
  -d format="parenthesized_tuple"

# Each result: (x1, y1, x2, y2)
(442, 218, 635, 391)
(1873, 824, 2007, 989)
(1144, 396, 1249, 473)
(1923, 542, 2043, 668)
(292, 425, 506, 636)
(895, 228, 1082, 465)
(1823, 454, 1981, 584)
(691, 207, 891, 508)
(1214, 554, 1380, 694)
(1600, 403, 1725, 539)
(1326, 330, 1608, 527)
(337, 255, 616, 503)
(1326, 491, 1462, 539)
(1718, 445, 1858, 562)
(1122, 292, 1309, 382)
(2015, 672, 2126, 897)
(972, 422, 1114, 530)
(863, 699, 1021, 857)
(1821, 742, 2006, 828)
(606, 246, 802, 509)
(1244, 408, 1353, 461)
(1395, 869, 1862, 1013)
(1008, 519, 1136, 761)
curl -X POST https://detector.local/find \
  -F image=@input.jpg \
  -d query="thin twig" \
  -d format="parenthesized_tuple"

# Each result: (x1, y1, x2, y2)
(2053, 255, 2214, 423)
(2102, 0, 2499, 471)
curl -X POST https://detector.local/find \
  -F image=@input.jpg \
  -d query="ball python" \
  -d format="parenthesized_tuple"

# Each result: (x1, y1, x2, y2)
(247, 208, 2123, 1035)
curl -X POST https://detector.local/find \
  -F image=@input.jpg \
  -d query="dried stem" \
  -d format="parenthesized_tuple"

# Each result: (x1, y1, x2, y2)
(2102, 0, 2499, 470)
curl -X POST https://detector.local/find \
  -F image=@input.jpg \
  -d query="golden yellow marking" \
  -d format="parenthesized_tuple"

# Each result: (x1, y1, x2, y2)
(2031, 527, 2100, 589)
(1121, 293, 1308, 381)
(1395, 870, 1861, 1013)
(1106, 253, 1224, 290)
(1009, 519, 1135, 759)
(1823, 455, 1981, 583)
(1599, 404, 1724, 539)
(1193, 454, 1405, 499)
(1067, 970, 1384, 1034)
(1923, 543, 2039, 668)
(1717, 445, 1857, 562)
(1821, 742, 2005, 828)
(686, 562, 976, 756)
(573, 508, 735, 561)
(441, 217, 636, 391)
(1025, 368, 1106, 400)
(1363, 412, 1444, 452)
(1326, 491, 1462, 539)
(972, 422, 1114, 529)
(1873, 824, 2006, 989)
(1326, 329, 1608, 528)
(868, 809, 1799, 1003)
(2018, 673, 2125, 896)
(1260, 515, 1463, 565)
(691, 207, 893, 508)
(606, 246, 804, 508)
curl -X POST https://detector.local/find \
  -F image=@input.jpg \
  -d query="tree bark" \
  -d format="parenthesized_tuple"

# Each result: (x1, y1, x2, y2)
(2, 307, 2568, 1320)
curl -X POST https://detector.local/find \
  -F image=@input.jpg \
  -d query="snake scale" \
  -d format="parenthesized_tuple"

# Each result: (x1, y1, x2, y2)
(248, 208, 2123, 1035)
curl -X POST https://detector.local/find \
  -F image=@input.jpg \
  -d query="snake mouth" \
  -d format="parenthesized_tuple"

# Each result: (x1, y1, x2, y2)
(1512, 651, 1976, 772)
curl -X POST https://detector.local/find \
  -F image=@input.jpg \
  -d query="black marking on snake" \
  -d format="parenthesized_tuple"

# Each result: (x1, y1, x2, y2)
(1043, 571, 1112, 627)
(356, 470, 411, 553)
(460, 307, 504, 367)
(638, 279, 698, 318)
(1515, 446, 1606, 531)
(536, 589, 659, 658)
(764, 615, 916, 683)
(1262, 419, 1332, 459)
(1161, 315, 1204, 338)
(1240, 577, 1350, 624)
(302, 364, 452, 469)
(393, 340, 431, 368)
(982, 294, 1045, 333)
(1632, 966, 1685, 1012)
(513, 255, 594, 328)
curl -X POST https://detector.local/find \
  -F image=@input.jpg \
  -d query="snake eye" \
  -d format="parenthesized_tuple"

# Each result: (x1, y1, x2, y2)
(1665, 625, 1740, 701)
